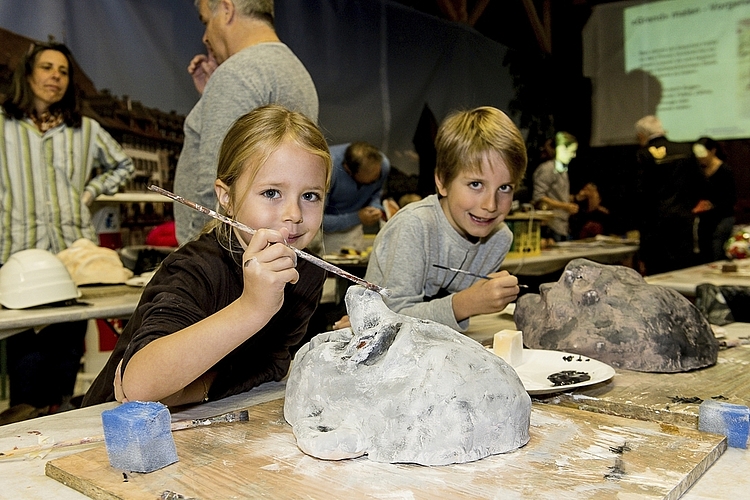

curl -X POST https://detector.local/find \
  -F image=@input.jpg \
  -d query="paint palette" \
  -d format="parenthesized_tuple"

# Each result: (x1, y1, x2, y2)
(514, 349, 615, 395)
(488, 347, 616, 395)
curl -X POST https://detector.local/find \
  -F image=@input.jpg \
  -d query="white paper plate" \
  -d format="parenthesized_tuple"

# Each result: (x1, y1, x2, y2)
(488, 348, 616, 395)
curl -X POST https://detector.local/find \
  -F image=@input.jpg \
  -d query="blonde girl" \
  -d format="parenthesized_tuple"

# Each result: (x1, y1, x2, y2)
(83, 105, 331, 406)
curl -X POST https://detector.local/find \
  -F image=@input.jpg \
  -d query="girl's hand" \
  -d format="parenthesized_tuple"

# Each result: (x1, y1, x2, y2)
(452, 270, 519, 321)
(240, 228, 299, 318)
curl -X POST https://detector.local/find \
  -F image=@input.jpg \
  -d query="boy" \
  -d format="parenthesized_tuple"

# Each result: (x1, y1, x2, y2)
(361, 106, 527, 332)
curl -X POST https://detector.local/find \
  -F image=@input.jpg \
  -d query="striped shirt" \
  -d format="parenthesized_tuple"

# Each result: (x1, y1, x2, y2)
(0, 113, 134, 264)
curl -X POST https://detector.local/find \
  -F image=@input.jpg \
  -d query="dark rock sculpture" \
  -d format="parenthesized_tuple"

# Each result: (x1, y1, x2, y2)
(284, 285, 531, 465)
(515, 258, 718, 372)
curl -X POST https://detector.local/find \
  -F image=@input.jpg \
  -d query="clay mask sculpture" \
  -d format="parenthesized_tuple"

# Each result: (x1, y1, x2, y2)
(284, 285, 531, 465)
(515, 259, 718, 372)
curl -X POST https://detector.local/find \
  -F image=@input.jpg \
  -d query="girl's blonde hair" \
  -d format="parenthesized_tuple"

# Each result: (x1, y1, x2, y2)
(206, 104, 332, 247)
(434, 106, 527, 190)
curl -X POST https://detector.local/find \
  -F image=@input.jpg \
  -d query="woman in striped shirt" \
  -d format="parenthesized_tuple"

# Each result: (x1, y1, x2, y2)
(0, 42, 134, 421)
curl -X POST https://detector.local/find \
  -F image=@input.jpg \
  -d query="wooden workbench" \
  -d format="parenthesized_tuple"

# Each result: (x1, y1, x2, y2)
(466, 312, 750, 430)
(543, 322, 750, 429)
(0, 380, 747, 500)
(645, 260, 750, 297)
(45, 397, 724, 500)
(500, 239, 638, 276)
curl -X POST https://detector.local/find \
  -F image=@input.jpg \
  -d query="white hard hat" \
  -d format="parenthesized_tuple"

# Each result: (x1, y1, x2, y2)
(0, 249, 80, 309)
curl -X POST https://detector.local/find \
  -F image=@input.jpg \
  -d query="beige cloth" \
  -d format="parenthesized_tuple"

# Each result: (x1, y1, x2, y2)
(57, 239, 133, 285)
(323, 225, 366, 254)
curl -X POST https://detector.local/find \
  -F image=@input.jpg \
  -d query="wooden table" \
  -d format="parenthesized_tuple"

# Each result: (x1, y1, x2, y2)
(467, 312, 750, 428)
(0, 359, 745, 500)
(0, 285, 142, 341)
(545, 322, 750, 427)
(0, 381, 730, 500)
(4, 294, 749, 499)
(45, 397, 724, 500)
(500, 239, 639, 276)
(645, 260, 750, 297)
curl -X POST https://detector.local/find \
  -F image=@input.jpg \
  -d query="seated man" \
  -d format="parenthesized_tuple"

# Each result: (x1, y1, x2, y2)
(321, 142, 390, 253)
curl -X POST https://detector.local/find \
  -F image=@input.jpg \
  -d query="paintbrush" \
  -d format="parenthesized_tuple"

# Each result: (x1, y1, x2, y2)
(432, 264, 529, 287)
(149, 185, 390, 296)
(0, 408, 250, 459)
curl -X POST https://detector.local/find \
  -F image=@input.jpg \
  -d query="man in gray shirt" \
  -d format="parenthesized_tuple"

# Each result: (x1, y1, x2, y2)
(174, 0, 319, 244)
(532, 131, 580, 241)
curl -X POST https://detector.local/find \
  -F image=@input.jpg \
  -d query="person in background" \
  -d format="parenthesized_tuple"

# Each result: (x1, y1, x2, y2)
(187, 45, 218, 95)
(83, 105, 331, 406)
(0, 42, 134, 421)
(173, 0, 319, 245)
(634, 115, 707, 275)
(570, 182, 610, 239)
(532, 131, 580, 241)
(337, 107, 526, 332)
(320, 142, 390, 253)
(693, 136, 737, 263)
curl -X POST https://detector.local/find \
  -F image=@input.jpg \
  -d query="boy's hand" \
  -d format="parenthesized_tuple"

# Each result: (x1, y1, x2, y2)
(452, 270, 519, 321)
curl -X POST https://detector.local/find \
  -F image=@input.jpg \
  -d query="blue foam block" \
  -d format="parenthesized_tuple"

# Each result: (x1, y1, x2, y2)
(101, 401, 179, 472)
(698, 400, 750, 449)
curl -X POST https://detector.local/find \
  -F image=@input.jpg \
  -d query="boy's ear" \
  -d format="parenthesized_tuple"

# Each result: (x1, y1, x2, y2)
(434, 172, 448, 197)
(214, 180, 232, 215)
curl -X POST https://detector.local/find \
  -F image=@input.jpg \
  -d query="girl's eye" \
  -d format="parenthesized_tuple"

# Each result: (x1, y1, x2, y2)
(469, 181, 482, 189)
(261, 189, 280, 199)
(498, 184, 513, 193)
(302, 192, 322, 202)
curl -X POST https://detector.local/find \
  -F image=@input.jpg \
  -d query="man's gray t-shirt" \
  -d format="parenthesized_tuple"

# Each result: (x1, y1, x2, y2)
(532, 160, 570, 237)
(173, 42, 319, 244)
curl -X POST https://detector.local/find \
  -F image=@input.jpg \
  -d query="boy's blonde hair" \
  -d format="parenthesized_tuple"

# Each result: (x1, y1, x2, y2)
(207, 104, 332, 238)
(434, 106, 527, 189)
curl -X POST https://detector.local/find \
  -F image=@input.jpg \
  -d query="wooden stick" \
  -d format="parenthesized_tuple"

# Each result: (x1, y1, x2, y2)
(148, 185, 391, 297)
(0, 408, 250, 459)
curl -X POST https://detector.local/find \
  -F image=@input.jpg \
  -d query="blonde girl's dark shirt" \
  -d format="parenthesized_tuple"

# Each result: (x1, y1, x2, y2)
(82, 231, 326, 406)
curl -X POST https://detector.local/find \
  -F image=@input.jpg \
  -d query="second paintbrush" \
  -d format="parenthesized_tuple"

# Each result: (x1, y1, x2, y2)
(432, 264, 528, 287)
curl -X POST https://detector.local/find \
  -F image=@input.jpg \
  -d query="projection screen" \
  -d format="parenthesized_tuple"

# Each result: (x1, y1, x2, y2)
(584, 0, 750, 145)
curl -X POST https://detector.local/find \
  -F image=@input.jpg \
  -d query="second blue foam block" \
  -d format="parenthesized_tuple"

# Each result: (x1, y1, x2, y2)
(698, 400, 750, 449)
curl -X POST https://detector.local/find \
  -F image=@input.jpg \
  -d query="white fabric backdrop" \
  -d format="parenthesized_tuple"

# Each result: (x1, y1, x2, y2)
(0, 0, 514, 175)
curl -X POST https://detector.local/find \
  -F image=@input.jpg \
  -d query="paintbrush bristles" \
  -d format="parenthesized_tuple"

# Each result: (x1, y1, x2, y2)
(169, 409, 249, 431)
